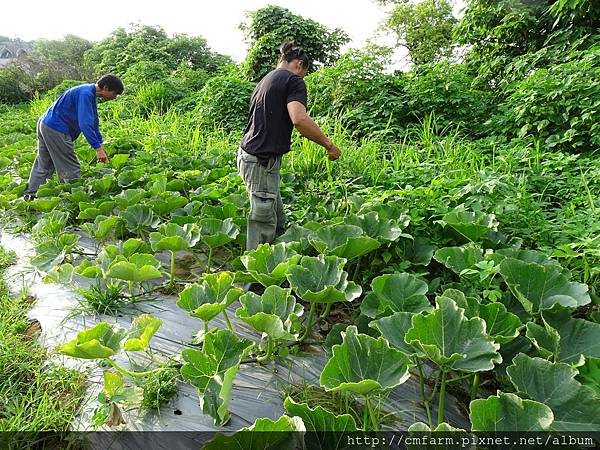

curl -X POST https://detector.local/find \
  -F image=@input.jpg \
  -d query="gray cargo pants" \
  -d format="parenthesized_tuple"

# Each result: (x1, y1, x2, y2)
(24, 120, 81, 196)
(237, 148, 285, 251)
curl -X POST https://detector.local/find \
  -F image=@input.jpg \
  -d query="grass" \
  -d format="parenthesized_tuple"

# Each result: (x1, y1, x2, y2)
(0, 245, 87, 433)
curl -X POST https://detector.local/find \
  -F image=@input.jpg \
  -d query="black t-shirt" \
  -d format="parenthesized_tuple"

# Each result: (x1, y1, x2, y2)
(240, 68, 308, 164)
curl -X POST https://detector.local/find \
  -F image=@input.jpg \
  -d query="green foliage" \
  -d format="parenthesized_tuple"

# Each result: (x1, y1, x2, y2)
(0, 65, 32, 103)
(470, 392, 553, 431)
(83, 24, 230, 76)
(405, 296, 501, 372)
(122, 61, 170, 90)
(507, 353, 600, 431)
(32, 34, 92, 70)
(180, 329, 252, 426)
(240, 5, 349, 81)
(320, 326, 411, 395)
(404, 62, 493, 134)
(140, 365, 179, 410)
(379, 0, 457, 65)
(493, 49, 600, 152)
(306, 50, 406, 138)
(194, 73, 255, 133)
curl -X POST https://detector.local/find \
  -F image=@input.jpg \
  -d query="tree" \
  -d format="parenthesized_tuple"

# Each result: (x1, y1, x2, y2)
(454, 0, 600, 90)
(378, 0, 457, 66)
(83, 25, 230, 76)
(240, 5, 349, 81)
(32, 35, 92, 69)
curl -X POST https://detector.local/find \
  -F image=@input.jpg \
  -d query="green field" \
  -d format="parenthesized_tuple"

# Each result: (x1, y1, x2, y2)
(0, 0, 599, 441)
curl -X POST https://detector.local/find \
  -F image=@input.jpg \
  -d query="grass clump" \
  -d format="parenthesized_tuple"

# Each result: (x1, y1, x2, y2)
(140, 365, 180, 411)
(0, 245, 87, 431)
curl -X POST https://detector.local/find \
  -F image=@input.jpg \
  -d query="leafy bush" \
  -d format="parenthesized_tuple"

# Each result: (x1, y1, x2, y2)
(122, 61, 170, 90)
(404, 61, 493, 135)
(0, 66, 32, 103)
(194, 73, 255, 133)
(306, 50, 407, 139)
(493, 48, 600, 152)
(240, 5, 349, 81)
(130, 80, 186, 115)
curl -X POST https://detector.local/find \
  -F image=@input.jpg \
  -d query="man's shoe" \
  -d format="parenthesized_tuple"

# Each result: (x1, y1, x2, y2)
(23, 194, 35, 202)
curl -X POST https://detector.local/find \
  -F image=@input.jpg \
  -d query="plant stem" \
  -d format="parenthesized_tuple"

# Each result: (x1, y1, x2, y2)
(204, 320, 209, 336)
(437, 370, 447, 426)
(446, 372, 473, 384)
(206, 246, 213, 273)
(299, 302, 316, 342)
(470, 372, 480, 402)
(128, 281, 135, 299)
(352, 256, 362, 282)
(365, 394, 379, 431)
(104, 358, 162, 378)
(416, 358, 433, 428)
(169, 250, 175, 288)
(320, 302, 332, 320)
(257, 337, 273, 363)
(222, 310, 233, 331)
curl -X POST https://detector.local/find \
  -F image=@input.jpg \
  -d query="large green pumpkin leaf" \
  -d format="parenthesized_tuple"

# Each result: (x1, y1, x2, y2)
(149, 222, 201, 252)
(202, 415, 305, 450)
(284, 397, 356, 449)
(525, 322, 560, 360)
(433, 244, 484, 276)
(441, 207, 498, 243)
(507, 353, 600, 431)
(276, 223, 313, 252)
(499, 258, 590, 313)
(114, 189, 147, 209)
(240, 242, 301, 287)
(470, 392, 553, 431)
(199, 217, 239, 248)
(236, 286, 302, 341)
(180, 329, 252, 426)
(577, 357, 600, 398)
(124, 314, 162, 352)
(309, 224, 380, 261)
(120, 204, 161, 232)
(542, 306, 600, 365)
(320, 326, 411, 395)
(447, 289, 522, 344)
(177, 272, 243, 322)
(106, 253, 162, 283)
(369, 312, 417, 355)
(405, 296, 501, 372)
(360, 273, 431, 318)
(286, 255, 361, 304)
(344, 211, 403, 242)
(56, 322, 126, 359)
(394, 236, 437, 266)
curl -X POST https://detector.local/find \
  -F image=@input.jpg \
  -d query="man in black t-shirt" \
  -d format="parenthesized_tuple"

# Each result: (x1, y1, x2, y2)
(238, 43, 341, 251)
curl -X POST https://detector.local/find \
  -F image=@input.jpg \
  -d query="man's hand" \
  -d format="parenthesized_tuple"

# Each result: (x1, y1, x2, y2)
(95, 145, 110, 164)
(326, 142, 341, 161)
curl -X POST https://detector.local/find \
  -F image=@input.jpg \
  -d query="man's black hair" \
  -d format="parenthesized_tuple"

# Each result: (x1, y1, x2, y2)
(279, 42, 310, 70)
(97, 74, 124, 95)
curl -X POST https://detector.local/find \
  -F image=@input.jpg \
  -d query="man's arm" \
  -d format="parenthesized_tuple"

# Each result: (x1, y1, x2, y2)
(287, 101, 340, 160)
(77, 93, 109, 164)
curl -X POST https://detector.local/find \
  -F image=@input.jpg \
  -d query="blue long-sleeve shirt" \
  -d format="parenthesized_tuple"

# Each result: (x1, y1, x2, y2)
(41, 84, 103, 149)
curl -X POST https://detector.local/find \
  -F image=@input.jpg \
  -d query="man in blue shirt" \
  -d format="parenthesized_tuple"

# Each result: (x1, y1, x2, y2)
(23, 74, 124, 200)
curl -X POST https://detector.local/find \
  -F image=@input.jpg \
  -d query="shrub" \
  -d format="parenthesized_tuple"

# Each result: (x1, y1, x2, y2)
(122, 61, 170, 90)
(194, 73, 255, 134)
(492, 48, 600, 152)
(404, 62, 493, 135)
(305, 50, 407, 139)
